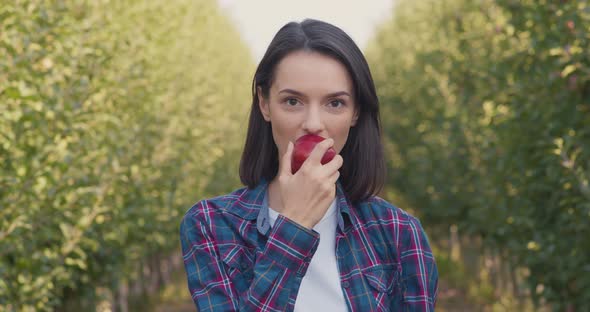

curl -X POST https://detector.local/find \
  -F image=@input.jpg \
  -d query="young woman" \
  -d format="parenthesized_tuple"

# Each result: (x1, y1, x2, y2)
(180, 19, 438, 312)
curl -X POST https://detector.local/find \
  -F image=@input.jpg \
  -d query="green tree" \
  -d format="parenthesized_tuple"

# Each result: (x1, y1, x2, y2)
(367, 0, 589, 309)
(0, 0, 252, 310)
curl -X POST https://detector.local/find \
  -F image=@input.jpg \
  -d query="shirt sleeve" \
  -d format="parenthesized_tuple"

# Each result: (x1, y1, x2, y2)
(180, 201, 320, 312)
(400, 216, 438, 311)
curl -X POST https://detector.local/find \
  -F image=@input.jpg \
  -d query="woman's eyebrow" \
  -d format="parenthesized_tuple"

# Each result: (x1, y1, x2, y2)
(278, 88, 351, 98)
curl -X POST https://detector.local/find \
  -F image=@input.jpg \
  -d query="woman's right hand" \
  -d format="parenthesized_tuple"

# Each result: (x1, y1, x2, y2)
(276, 138, 343, 230)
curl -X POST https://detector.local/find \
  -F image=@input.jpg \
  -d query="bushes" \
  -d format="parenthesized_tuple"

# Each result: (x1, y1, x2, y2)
(367, 0, 589, 309)
(0, 0, 252, 310)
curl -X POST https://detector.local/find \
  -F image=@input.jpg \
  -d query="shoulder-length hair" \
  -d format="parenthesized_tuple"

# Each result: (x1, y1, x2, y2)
(239, 18, 385, 204)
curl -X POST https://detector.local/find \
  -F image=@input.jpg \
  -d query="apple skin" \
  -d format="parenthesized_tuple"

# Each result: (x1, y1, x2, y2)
(291, 134, 337, 174)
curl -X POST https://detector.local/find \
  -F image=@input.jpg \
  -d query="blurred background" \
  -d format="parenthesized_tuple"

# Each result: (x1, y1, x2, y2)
(1, 0, 588, 311)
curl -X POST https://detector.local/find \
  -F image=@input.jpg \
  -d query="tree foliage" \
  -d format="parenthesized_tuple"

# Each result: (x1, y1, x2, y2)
(0, 0, 252, 310)
(367, 0, 589, 309)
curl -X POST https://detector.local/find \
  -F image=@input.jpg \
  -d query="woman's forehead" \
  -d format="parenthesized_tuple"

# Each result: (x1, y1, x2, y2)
(271, 51, 353, 94)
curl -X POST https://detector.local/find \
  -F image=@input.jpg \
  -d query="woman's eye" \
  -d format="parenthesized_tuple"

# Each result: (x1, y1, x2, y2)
(286, 98, 299, 106)
(329, 99, 344, 108)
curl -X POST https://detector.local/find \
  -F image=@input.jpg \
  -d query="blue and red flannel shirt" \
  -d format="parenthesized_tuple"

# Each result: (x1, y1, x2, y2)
(180, 179, 438, 311)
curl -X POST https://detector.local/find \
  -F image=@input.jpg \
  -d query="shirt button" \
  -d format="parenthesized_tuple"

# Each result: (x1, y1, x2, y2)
(342, 281, 350, 288)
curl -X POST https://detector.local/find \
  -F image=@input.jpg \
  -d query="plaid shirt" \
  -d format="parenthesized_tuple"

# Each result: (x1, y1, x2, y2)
(180, 179, 438, 311)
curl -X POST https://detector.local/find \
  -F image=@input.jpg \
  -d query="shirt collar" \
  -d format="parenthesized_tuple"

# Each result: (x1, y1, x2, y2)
(224, 178, 353, 235)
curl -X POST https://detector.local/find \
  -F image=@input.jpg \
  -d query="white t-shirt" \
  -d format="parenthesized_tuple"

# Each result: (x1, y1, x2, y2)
(268, 199, 348, 312)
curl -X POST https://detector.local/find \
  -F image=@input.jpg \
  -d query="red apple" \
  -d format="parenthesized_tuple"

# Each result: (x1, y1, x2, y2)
(291, 134, 337, 174)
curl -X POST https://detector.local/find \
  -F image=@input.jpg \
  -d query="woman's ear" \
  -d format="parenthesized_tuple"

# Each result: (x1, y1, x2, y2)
(351, 108, 359, 127)
(257, 86, 271, 122)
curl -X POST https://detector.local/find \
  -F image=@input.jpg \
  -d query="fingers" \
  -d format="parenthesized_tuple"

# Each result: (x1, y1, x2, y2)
(327, 169, 341, 185)
(304, 138, 334, 167)
(279, 141, 294, 177)
(322, 154, 343, 173)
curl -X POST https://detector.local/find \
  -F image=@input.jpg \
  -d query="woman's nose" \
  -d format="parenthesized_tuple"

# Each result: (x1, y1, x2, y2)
(302, 106, 324, 134)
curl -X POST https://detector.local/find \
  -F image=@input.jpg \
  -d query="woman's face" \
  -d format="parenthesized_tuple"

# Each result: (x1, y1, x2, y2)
(258, 50, 359, 163)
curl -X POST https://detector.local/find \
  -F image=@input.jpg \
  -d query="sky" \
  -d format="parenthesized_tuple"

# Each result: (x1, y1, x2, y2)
(217, 0, 394, 62)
